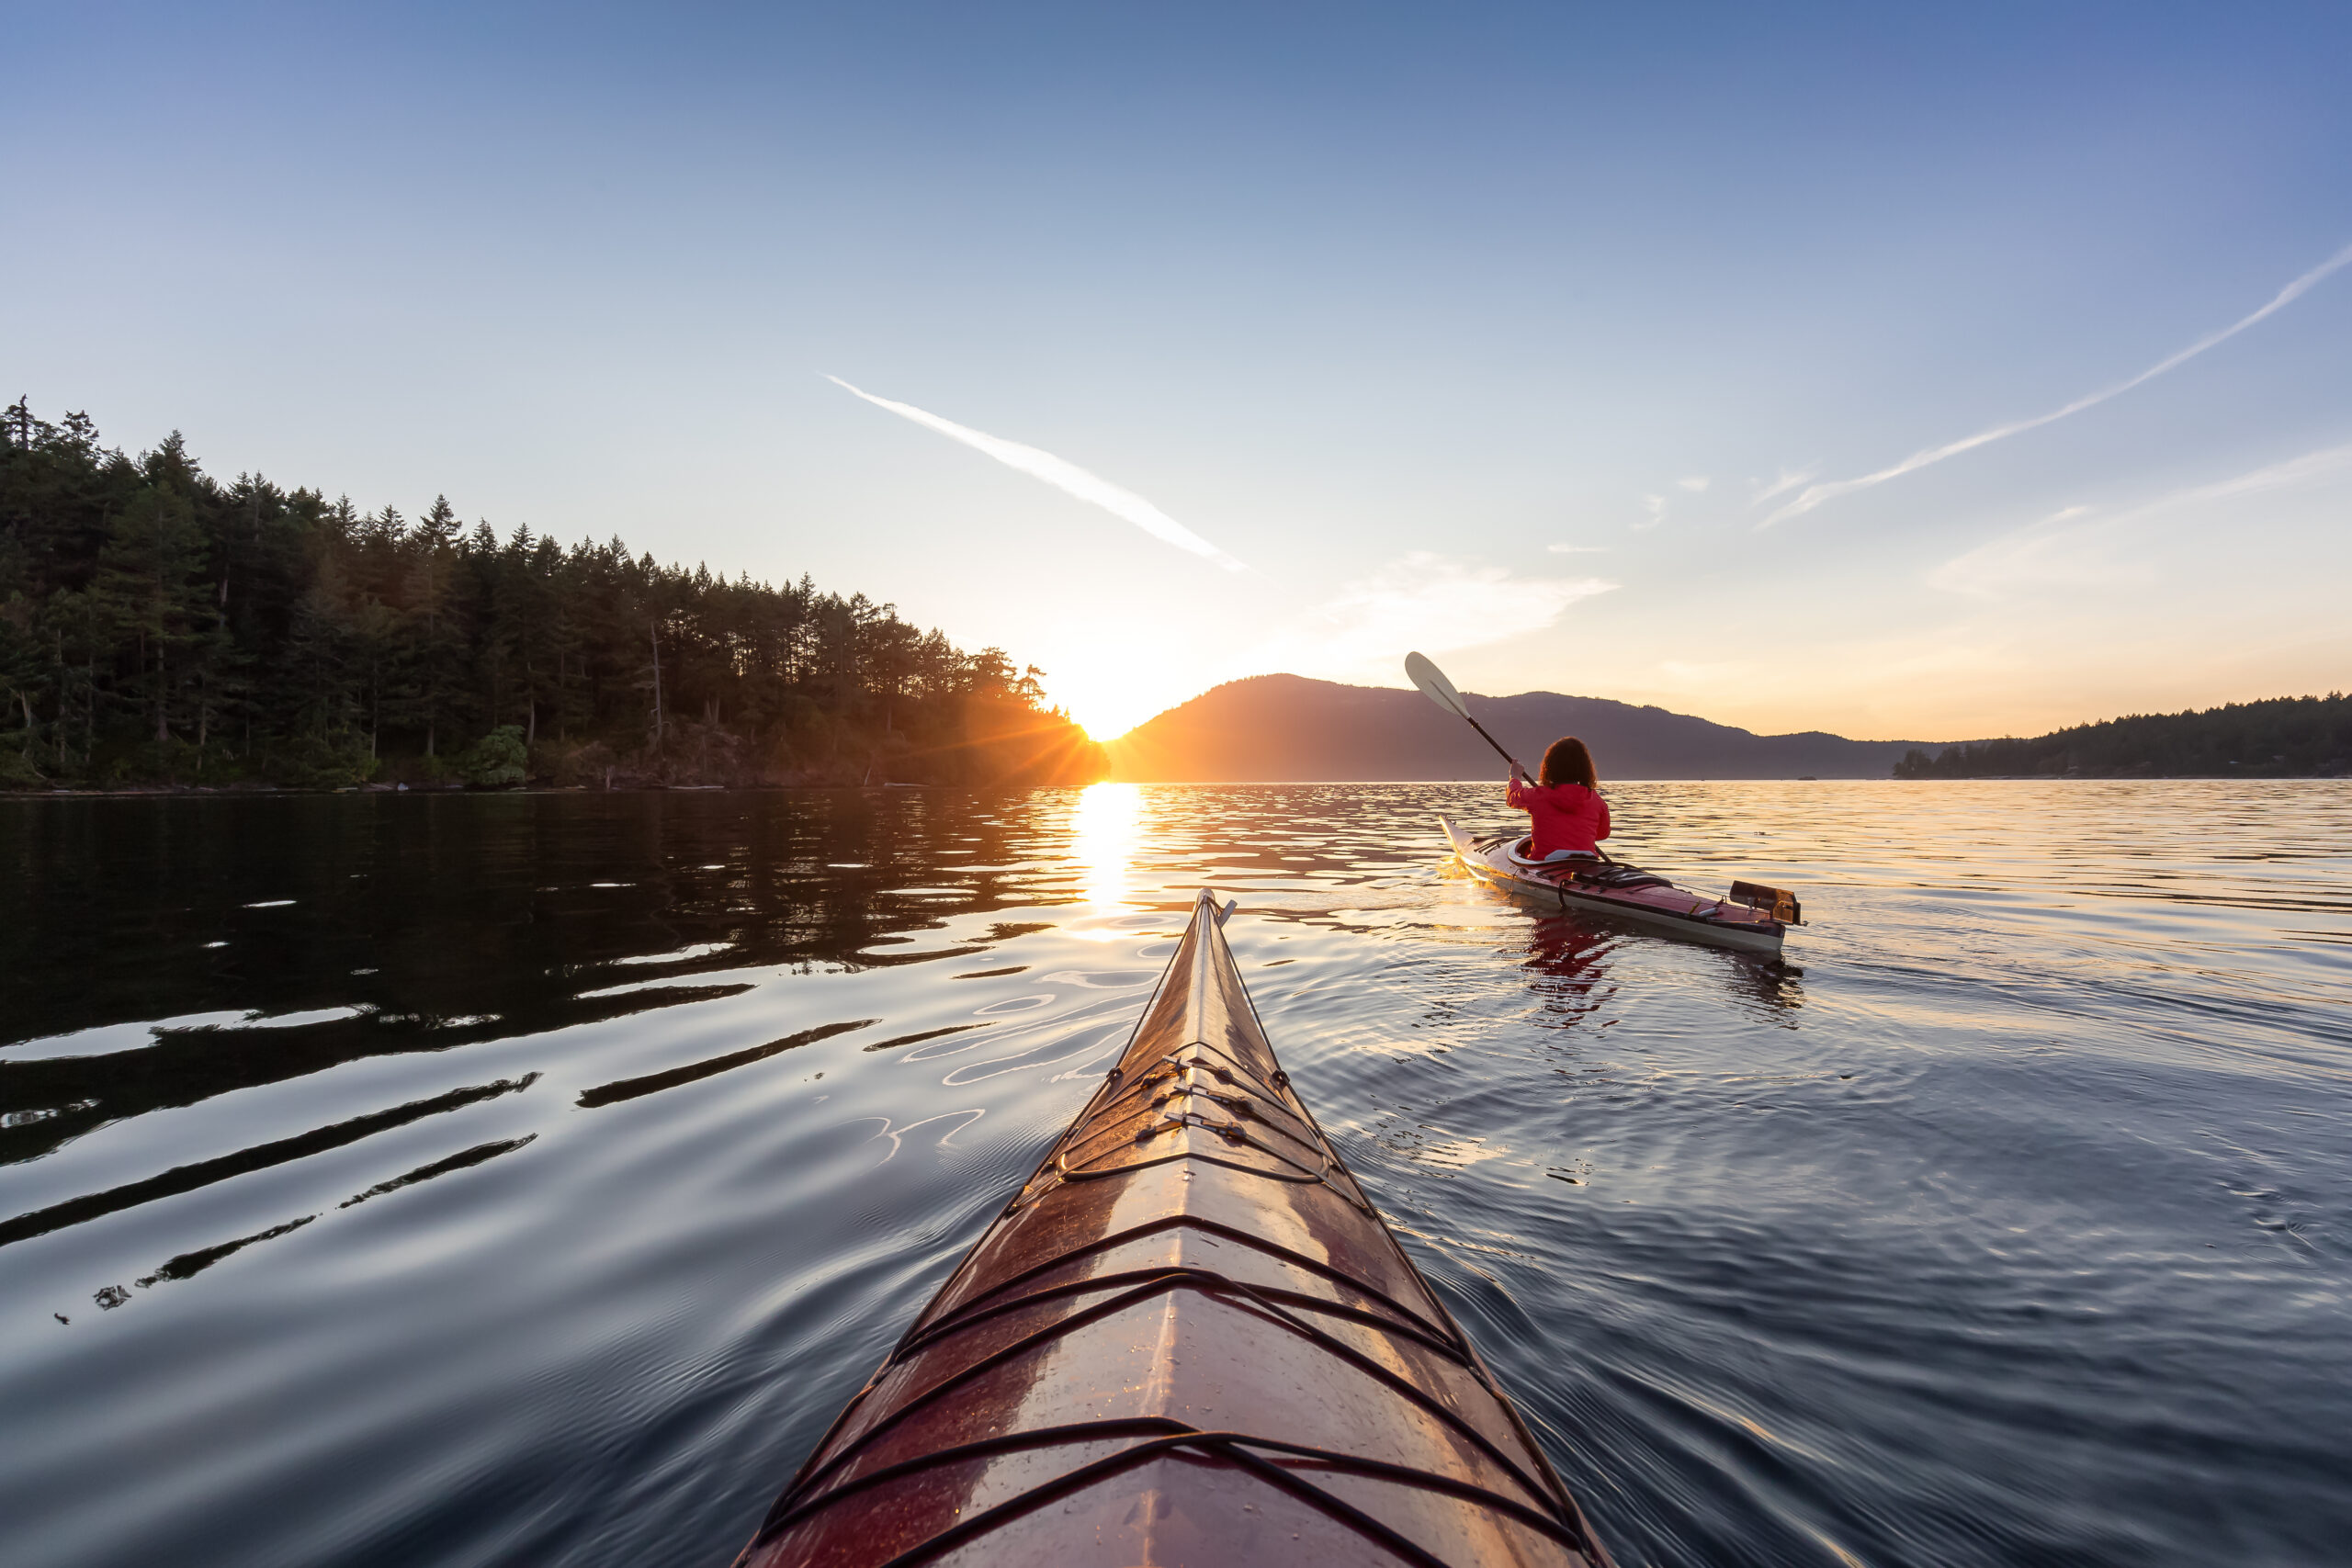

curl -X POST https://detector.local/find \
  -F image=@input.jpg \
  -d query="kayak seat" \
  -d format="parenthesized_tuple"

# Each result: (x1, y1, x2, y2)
(1504, 839, 1671, 891)
(1503, 839, 1675, 893)
(1505, 837, 1600, 869)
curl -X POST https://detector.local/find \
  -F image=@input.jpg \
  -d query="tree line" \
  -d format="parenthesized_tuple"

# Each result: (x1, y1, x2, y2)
(0, 399, 1103, 789)
(1894, 694, 2352, 779)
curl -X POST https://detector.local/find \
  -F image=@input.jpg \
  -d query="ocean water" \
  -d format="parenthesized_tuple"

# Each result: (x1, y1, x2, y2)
(1, 781, 2347, 1568)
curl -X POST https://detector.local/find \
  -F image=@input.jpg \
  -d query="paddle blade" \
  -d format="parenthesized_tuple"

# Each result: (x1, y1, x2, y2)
(1405, 651, 1470, 718)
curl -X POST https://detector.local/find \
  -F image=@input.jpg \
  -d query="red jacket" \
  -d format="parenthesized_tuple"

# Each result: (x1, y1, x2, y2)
(1507, 777, 1611, 856)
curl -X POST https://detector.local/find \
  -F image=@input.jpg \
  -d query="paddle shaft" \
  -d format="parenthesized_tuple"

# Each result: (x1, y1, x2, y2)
(1458, 710, 1524, 775)
(1406, 652, 1527, 777)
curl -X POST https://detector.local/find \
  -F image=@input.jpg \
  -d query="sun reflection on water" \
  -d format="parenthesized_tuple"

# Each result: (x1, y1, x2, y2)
(1072, 781, 1143, 917)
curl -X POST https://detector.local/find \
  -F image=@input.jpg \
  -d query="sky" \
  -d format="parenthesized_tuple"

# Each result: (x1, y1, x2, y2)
(6, 1, 2348, 742)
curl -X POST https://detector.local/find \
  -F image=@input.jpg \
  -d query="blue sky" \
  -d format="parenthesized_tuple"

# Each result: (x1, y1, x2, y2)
(7, 2, 2348, 739)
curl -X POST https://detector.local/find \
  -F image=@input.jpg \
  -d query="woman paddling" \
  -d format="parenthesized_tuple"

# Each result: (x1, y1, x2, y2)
(1508, 737, 1611, 862)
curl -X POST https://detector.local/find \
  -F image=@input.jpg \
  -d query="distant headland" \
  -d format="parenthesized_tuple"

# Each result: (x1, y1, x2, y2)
(1893, 694, 2350, 779)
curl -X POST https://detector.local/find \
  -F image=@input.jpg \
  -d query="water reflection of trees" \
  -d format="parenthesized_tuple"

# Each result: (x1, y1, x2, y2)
(0, 790, 1093, 1166)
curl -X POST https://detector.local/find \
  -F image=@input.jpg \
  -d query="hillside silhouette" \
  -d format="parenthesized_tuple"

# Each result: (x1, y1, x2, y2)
(1106, 674, 1931, 781)
(1893, 694, 2351, 778)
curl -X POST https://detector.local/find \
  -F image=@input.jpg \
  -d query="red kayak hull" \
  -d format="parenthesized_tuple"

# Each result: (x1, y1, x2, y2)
(734, 890, 1612, 1567)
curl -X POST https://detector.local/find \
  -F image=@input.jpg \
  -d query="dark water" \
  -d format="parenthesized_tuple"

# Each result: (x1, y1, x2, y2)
(3, 782, 2348, 1568)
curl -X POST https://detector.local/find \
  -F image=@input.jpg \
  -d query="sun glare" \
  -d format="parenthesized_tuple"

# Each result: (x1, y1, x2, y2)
(1071, 781, 1143, 913)
(1043, 672, 1170, 745)
(1062, 696, 1146, 745)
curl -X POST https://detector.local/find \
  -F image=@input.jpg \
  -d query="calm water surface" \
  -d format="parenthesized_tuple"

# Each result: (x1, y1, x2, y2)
(3, 782, 2348, 1567)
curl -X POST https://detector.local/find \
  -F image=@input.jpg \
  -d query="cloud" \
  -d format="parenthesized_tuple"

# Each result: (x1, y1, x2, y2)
(1750, 468, 1817, 505)
(1243, 552, 1616, 683)
(826, 375, 1248, 571)
(1759, 238, 2352, 529)
(1931, 440, 2352, 598)
(1677, 475, 1711, 492)
(1548, 543, 1611, 553)
(1632, 493, 1668, 530)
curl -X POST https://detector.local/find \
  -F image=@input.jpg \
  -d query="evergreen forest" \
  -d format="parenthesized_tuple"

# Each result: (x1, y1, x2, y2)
(0, 400, 1105, 790)
(1893, 694, 2352, 779)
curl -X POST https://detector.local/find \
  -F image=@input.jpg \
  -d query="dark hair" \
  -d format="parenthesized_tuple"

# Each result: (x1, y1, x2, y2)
(1540, 736, 1597, 790)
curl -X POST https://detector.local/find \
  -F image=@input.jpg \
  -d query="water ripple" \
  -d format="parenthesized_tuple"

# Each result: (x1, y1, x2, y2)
(1, 782, 2348, 1567)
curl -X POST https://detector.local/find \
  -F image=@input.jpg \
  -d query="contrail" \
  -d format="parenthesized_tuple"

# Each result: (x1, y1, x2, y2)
(1759, 238, 2352, 529)
(826, 376, 1248, 571)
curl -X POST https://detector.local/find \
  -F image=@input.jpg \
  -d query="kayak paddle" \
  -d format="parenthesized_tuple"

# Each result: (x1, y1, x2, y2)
(1405, 651, 1523, 774)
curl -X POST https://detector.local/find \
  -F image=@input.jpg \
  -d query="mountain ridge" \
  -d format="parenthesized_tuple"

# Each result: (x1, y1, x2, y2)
(1104, 674, 1936, 781)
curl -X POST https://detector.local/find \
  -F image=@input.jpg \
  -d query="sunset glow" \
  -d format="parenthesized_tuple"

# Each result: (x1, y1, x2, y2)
(7, 7, 2347, 747)
(6, 12, 2348, 1566)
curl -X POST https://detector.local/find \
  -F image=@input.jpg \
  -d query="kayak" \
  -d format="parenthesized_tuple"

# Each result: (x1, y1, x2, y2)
(734, 888, 1615, 1568)
(1442, 817, 1798, 958)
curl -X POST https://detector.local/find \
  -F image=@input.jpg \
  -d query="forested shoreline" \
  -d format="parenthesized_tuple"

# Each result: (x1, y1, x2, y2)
(1894, 694, 2351, 779)
(0, 400, 1103, 791)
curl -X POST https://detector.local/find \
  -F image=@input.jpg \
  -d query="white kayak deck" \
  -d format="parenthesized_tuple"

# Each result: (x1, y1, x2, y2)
(1440, 818, 1792, 957)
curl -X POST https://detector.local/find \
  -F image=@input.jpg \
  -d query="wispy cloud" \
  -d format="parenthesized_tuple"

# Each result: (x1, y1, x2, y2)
(1759, 239, 2352, 529)
(826, 375, 1248, 571)
(1633, 493, 1668, 530)
(1677, 475, 1712, 492)
(1244, 552, 1615, 683)
(1931, 440, 2352, 597)
(1750, 468, 1817, 505)
(1548, 543, 1611, 553)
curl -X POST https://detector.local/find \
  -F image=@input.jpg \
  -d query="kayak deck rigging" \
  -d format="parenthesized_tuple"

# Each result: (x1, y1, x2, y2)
(737, 889, 1611, 1567)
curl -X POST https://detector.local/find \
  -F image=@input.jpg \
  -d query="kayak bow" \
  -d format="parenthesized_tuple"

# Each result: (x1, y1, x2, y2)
(1442, 818, 1796, 957)
(735, 889, 1613, 1568)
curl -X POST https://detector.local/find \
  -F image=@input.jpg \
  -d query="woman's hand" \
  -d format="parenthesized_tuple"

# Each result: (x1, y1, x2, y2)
(1509, 760, 1526, 784)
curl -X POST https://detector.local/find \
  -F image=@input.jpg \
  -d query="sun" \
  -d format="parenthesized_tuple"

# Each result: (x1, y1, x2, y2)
(1046, 681, 1159, 745)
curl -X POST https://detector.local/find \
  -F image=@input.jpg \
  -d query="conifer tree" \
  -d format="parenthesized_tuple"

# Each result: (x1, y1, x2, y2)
(0, 402, 1103, 787)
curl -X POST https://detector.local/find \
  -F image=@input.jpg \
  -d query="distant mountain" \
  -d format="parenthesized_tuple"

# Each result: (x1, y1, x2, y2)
(1104, 674, 1935, 781)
